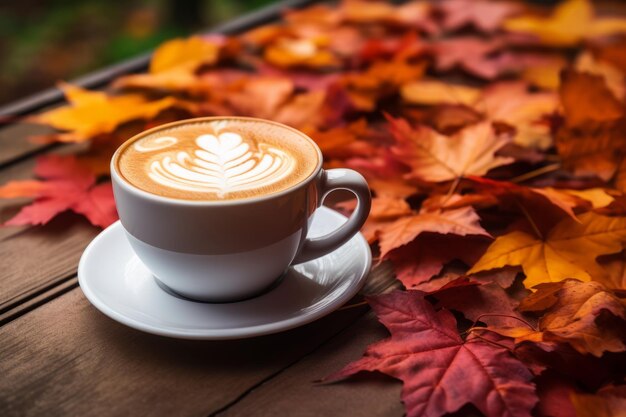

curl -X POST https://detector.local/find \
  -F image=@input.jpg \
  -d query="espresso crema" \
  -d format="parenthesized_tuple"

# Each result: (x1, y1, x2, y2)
(115, 118, 320, 201)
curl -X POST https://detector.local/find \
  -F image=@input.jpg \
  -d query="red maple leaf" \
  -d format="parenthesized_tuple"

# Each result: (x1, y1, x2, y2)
(325, 291, 537, 417)
(0, 155, 117, 228)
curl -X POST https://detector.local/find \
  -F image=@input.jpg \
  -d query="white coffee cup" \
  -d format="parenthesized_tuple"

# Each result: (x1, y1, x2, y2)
(111, 117, 371, 302)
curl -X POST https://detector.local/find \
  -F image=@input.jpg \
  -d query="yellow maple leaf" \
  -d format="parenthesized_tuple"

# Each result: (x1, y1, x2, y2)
(504, 0, 626, 47)
(150, 36, 220, 74)
(468, 212, 626, 288)
(31, 84, 182, 142)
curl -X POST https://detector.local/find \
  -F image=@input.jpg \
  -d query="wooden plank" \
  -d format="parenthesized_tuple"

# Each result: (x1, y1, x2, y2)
(0, 288, 370, 416)
(0, 220, 96, 315)
(0, 123, 57, 168)
(215, 312, 403, 417)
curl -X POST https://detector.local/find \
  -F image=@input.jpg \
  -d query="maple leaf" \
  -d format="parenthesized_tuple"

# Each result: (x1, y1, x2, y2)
(325, 291, 537, 417)
(570, 387, 626, 417)
(0, 155, 117, 228)
(340, 1, 437, 33)
(438, 0, 520, 33)
(434, 282, 528, 328)
(504, 0, 626, 47)
(469, 212, 626, 288)
(429, 37, 502, 73)
(388, 234, 488, 290)
(150, 36, 221, 73)
(378, 205, 490, 259)
(264, 37, 340, 69)
(468, 177, 587, 234)
(30, 84, 185, 142)
(478, 81, 558, 150)
(401, 80, 481, 107)
(492, 280, 626, 357)
(575, 52, 626, 102)
(555, 70, 625, 182)
(388, 117, 513, 182)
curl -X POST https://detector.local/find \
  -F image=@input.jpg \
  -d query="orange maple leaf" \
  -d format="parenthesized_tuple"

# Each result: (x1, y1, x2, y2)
(491, 280, 626, 357)
(378, 205, 490, 258)
(388, 117, 513, 182)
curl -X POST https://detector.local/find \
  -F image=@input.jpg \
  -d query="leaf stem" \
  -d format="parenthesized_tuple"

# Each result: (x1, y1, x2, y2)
(472, 314, 537, 330)
(511, 163, 560, 183)
(515, 198, 543, 240)
(437, 176, 461, 209)
(466, 333, 514, 352)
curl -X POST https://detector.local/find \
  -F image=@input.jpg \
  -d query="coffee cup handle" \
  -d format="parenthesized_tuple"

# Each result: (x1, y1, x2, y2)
(292, 168, 371, 264)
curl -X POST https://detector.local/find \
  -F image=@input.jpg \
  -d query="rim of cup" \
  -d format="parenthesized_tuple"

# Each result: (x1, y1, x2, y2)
(110, 116, 324, 207)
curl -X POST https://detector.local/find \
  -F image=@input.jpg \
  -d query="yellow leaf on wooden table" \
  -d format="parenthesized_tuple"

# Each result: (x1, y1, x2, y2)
(469, 212, 626, 288)
(31, 84, 184, 142)
(504, 0, 626, 47)
(150, 36, 220, 73)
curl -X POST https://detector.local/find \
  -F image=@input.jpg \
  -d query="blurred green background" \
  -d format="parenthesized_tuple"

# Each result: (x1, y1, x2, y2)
(0, 0, 273, 105)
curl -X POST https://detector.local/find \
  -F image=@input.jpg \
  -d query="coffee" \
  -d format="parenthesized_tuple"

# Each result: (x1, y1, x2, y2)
(115, 118, 320, 201)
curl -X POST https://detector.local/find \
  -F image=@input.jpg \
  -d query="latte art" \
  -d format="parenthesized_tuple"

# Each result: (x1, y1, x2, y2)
(115, 118, 319, 201)
(144, 132, 295, 196)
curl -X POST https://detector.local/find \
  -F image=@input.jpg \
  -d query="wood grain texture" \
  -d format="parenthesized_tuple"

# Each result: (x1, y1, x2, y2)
(0, 216, 97, 315)
(215, 312, 403, 417)
(0, 123, 56, 168)
(0, 288, 370, 417)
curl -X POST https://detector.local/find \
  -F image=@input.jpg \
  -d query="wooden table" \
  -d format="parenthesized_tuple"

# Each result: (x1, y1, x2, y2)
(0, 1, 404, 415)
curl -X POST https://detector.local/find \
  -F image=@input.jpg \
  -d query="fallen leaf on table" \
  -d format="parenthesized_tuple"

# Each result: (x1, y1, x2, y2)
(30, 84, 185, 142)
(570, 387, 626, 417)
(388, 234, 488, 289)
(341, 0, 437, 33)
(533, 373, 578, 417)
(0, 155, 117, 228)
(389, 117, 513, 182)
(504, 0, 626, 47)
(468, 177, 587, 234)
(597, 252, 626, 292)
(378, 205, 490, 258)
(562, 188, 615, 209)
(325, 291, 537, 417)
(478, 81, 558, 149)
(401, 80, 481, 106)
(113, 36, 228, 91)
(264, 37, 340, 69)
(556, 70, 625, 182)
(575, 52, 626, 101)
(468, 212, 626, 288)
(434, 282, 528, 327)
(429, 37, 502, 73)
(150, 36, 221, 73)
(438, 0, 520, 33)
(492, 280, 626, 357)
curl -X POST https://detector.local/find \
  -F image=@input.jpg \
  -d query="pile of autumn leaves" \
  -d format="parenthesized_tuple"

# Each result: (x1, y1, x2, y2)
(2, 0, 626, 415)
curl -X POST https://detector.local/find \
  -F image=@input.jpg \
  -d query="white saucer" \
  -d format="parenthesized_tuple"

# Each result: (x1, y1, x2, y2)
(78, 207, 371, 340)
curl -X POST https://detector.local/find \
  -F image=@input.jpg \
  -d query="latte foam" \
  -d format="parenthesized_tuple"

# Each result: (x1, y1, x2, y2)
(115, 118, 320, 201)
